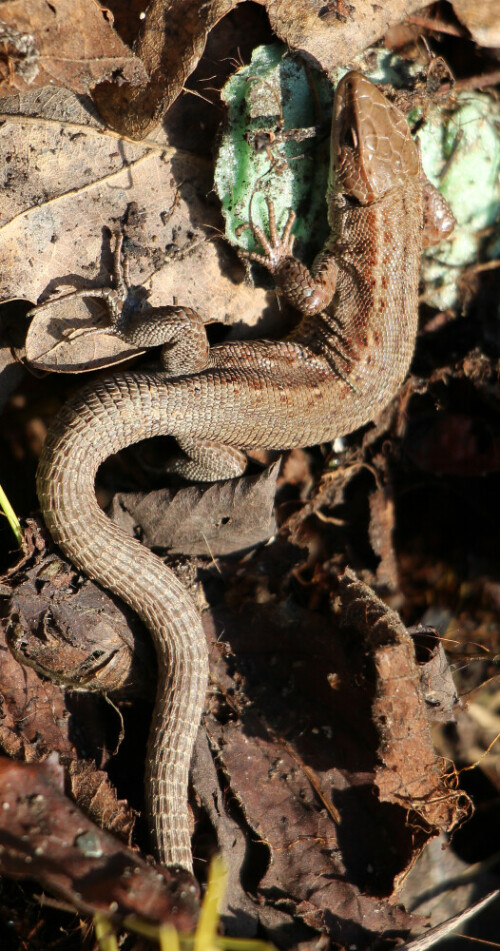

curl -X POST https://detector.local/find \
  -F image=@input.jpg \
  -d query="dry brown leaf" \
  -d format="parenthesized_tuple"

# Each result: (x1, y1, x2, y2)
(195, 563, 470, 943)
(94, 0, 241, 138)
(203, 595, 419, 943)
(111, 462, 280, 557)
(452, 0, 500, 48)
(0, 0, 147, 96)
(0, 85, 272, 372)
(265, 0, 426, 70)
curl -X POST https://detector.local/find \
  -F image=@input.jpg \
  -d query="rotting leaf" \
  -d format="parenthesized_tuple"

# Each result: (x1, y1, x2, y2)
(0, 0, 147, 96)
(195, 556, 472, 944)
(0, 756, 199, 927)
(338, 570, 469, 832)
(202, 592, 417, 944)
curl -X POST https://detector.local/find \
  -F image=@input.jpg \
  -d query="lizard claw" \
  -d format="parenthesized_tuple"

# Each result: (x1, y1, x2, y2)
(239, 199, 296, 274)
(28, 232, 134, 331)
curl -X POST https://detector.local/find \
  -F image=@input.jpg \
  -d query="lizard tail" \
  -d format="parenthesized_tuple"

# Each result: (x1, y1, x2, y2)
(37, 371, 209, 872)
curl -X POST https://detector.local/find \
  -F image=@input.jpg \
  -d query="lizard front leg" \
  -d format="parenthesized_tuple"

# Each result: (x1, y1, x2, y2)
(243, 200, 339, 317)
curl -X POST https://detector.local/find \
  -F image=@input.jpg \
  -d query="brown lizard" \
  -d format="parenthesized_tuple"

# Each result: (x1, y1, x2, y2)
(36, 72, 453, 872)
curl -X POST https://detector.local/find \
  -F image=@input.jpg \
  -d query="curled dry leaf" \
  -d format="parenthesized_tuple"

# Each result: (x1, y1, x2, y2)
(203, 594, 418, 943)
(94, 0, 241, 138)
(338, 571, 467, 832)
(0, 0, 147, 96)
(198, 565, 469, 944)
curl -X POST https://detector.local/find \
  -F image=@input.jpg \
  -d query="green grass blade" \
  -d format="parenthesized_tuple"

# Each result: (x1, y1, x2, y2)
(0, 484, 22, 546)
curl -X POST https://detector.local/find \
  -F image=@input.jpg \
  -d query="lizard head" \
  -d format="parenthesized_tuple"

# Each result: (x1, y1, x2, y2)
(331, 70, 420, 204)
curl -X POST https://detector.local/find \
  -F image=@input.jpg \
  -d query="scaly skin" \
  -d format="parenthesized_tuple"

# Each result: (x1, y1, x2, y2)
(37, 73, 431, 871)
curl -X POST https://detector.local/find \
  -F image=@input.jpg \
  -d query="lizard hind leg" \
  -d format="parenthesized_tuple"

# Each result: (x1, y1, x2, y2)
(166, 440, 247, 481)
(123, 306, 210, 377)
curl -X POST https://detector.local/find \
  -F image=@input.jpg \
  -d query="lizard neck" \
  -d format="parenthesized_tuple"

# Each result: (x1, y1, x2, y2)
(293, 180, 423, 434)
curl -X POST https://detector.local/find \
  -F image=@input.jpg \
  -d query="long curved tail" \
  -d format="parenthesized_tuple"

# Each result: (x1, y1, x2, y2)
(37, 373, 209, 871)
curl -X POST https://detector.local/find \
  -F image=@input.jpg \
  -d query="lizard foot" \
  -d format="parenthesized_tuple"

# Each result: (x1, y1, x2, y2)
(28, 231, 138, 334)
(240, 199, 296, 274)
